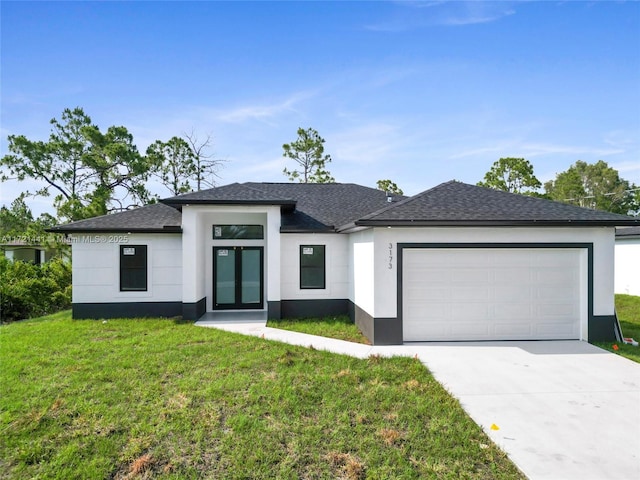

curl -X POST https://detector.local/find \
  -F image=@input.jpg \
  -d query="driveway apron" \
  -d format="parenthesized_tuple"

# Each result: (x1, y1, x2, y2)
(404, 341, 640, 480)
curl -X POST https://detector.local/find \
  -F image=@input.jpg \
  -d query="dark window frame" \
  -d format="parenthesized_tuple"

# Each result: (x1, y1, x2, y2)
(212, 225, 264, 240)
(300, 245, 326, 290)
(120, 245, 148, 292)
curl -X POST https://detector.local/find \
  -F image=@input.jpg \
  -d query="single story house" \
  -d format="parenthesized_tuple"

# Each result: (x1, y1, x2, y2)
(615, 226, 640, 297)
(49, 181, 639, 345)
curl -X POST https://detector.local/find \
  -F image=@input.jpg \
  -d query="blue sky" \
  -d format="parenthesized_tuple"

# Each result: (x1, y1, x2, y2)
(2, 1, 639, 215)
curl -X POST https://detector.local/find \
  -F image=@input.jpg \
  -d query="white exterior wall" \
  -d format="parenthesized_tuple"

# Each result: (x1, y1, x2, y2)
(366, 226, 615, 319)
(348, 229, 375, 316)
(181, 205, 281, 310)
(280, 233, 349, 300)
(615, 238, 640, 296)
(71, 233, 182, 303)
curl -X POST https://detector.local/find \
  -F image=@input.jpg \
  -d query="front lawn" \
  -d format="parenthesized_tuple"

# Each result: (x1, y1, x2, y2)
(267, 315, 370, 344)
(596, 294, 640, 363)
(0, 311, 522, 479)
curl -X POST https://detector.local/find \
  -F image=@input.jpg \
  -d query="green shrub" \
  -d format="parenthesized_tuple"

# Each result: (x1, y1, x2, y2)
(0, 256, 72, 322)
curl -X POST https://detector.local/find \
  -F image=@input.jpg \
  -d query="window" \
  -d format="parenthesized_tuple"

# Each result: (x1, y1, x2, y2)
(120, 245, 147, 291)
(213, 225, 264, 239)
(300, 245, 325, 289)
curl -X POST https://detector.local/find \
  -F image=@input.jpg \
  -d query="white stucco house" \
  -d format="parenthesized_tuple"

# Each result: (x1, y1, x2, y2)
(49, 181, 639, 345)
(615, 226, 640, 297)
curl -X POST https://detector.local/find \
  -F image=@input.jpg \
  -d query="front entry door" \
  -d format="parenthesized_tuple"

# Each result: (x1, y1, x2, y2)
(213, 247, 264, 310)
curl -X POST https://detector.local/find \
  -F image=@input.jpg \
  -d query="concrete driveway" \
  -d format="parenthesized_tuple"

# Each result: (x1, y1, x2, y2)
(404, 341, 640, 480)
(197, 319, 640, 479)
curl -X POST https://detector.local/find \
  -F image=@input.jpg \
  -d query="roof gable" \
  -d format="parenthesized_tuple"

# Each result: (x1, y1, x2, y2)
(357, 181, 639, 227)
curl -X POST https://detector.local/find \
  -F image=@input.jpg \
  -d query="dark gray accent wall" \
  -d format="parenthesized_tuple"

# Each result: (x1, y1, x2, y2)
(73, 302, 182, 319)
(588, 315, 617, 342)
(351, 302, 401, 345)
(373, 317, 403, 345)
(280, 299, 349, 319)
(267, 301, 281, 320)
(182, 297, 206, 320)
(353, 303, 373, 344)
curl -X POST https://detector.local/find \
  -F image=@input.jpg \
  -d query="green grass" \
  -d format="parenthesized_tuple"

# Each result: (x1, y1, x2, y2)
(0, 311, 522, 479)
(595, 294, 640, 363)
(267, 315, 370, 344)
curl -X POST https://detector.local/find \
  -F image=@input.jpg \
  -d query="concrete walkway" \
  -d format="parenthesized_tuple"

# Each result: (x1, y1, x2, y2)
(196, 319, 640, 480)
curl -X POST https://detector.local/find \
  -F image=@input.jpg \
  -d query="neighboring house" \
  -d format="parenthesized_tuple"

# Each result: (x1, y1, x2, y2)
(615, 226, 640, 297)
(1, 240, 58, 264)
(49, 181, 639, 345)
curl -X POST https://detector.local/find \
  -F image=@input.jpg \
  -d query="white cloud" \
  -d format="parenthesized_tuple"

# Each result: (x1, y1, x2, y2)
(216, 90, 318, 124)
(450, 140, 624, 160)
(440, 2, 515, 26)
(365, 1, 517, 32)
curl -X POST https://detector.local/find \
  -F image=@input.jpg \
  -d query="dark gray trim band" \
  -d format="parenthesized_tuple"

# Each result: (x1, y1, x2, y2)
(588, 315, 618, 342)
(72, 301, 182, 319)
(397, 243, 595, 342)
(267, 301, 281, 319)
(351, 302, 400, 345)
(280, 299, 349, 319)
(182, 297, 207, 320)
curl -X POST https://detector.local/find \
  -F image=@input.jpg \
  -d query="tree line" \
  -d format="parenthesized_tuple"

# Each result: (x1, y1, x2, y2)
(1, 108, 222, 223)
(477, 157, 639, 216)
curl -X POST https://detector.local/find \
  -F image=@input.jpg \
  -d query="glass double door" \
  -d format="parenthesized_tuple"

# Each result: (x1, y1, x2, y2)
(213, 247, 264, 309)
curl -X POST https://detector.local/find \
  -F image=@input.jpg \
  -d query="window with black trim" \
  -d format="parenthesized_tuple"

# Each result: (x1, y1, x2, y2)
(300, 245, 325, 289)
(213, 225, 264, 239)
(120, 245, 147, 291)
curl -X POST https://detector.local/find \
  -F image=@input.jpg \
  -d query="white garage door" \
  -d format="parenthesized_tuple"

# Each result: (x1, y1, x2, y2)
(403, 248, 585, 341)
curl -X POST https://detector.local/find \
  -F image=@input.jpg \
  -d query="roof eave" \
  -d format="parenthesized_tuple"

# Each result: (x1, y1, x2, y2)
(355, 219, 640, 227)
(161, 198, 297, 208)
(46, 227, 183, 234)
(280, 227, 336, 234)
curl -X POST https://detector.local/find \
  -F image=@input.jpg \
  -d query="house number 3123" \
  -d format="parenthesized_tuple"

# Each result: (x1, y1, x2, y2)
(388, 243, 393, 269)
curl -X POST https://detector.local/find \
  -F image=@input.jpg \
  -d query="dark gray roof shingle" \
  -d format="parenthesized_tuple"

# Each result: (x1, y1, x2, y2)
(162, 182, 298, 205)
(356, 181, 640, 227)
(48, 203, 182, 233)
(163, 182, 399, 231)
(616, 226, 640, 237)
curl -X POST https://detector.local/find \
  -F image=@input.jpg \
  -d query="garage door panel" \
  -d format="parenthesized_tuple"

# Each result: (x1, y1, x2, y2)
(492, 268, 532, 283)
(534, 251, 577, 266)
(536, 322, 578, 336)
(537, 285, 577, 301)
(451, 269, 490, 283)
(451, 302, 489, 320)
(533, 269, 577, 284)
(538, 302, 575, 313)
(450, 322, 490, 337)
(450, 286, 490, 302)
(489, 251, 534, 267)
(494, 322, 533, 336)
(408, 286, 449, 301)
(494, 304, 535, 320)
(403, 248, 584, 341)
(493, 286, 533, 302)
